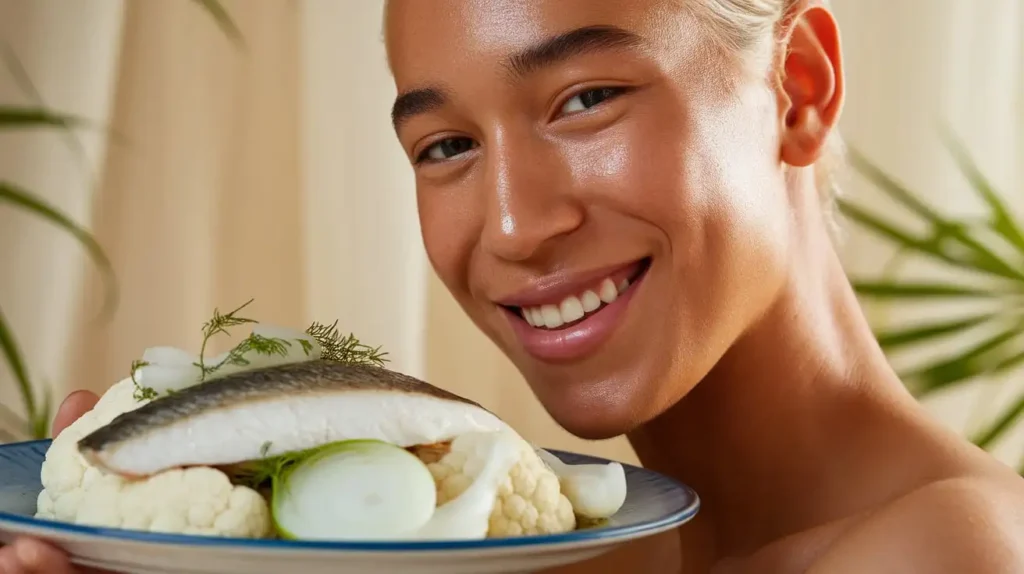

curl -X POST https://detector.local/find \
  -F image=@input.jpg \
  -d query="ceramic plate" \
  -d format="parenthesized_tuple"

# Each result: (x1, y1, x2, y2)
(0, 440, 698, 574)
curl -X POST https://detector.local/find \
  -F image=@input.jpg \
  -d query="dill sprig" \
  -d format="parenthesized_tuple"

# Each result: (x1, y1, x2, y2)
(130, 359, 157, 401)
(196, 299, 258, 376)
(205, 333, 292, 375)
(128, 299, 389, 402)
(306, 320, 389, 367)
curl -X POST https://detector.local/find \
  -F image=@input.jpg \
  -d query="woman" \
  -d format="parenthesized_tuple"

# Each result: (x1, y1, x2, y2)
(4, 0, 1023, 572)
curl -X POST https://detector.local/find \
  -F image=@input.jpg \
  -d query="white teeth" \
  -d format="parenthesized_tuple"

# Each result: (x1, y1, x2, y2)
(530, 307, 544, 327)
(599, 279, 618, 304)
(522, 308, 535, 327)
(520, 273, 636, 330)
(580, 290, 602, 313)
(559, 296, 585, 323)
(541, 305, 563, 329)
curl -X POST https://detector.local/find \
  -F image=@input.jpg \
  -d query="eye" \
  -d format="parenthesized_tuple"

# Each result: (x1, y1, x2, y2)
(559, 87, 626, 116)
(416, 137, 478, 163)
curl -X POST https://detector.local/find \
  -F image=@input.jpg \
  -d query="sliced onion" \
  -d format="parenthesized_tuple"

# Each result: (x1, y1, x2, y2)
(133, 325, 322, 396)
(272, 440, 437, 540)
(135, 346, 203, 394)
(414, 430, 521, 540)
(536, 448, 627, 519)
(140, 346, 198, 366)
(135, 363, 203, 395)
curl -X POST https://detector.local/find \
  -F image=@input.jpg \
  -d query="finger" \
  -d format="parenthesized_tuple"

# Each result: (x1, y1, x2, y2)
(0, 544, 29, 574)
(8, 538, 75, 574)
(52, 391, 100, 437)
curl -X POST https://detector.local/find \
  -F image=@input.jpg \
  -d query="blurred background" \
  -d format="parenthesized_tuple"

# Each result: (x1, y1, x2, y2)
(0, 0, 1022, 470)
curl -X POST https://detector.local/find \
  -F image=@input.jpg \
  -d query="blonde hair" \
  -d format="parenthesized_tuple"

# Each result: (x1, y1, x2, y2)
(686, 0, 846, 220)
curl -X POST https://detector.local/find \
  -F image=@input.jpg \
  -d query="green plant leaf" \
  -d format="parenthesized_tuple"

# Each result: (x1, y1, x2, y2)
(902, 326, 1024, 396)
(34, 383, 53, 439)
(847, 151, 1024, 282)
(191, 0, 245, 48)
(972, 386, 1024, 449)
(838, 200, 1015, 281)
(851, 280, 1001, 299)
(848, 149, 944, 224)
(0, 106, 89, 129)
(845, 152, 1023, 281)
(0, 182, 118, 320)
(874, 313, 998, 350)
(0, 305, 39, 439)
(2, 44, 100, 181)
(939, 127, 1024, 255)
(0, 106, 126, 146)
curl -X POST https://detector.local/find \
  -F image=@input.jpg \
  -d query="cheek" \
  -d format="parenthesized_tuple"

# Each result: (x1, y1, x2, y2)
(417, 190, 478, 299)
(667, 83, 790, 267)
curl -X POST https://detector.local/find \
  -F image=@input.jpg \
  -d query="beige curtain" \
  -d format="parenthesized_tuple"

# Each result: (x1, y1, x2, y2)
(0, 0, 635, 460)
(1, 0, 1021, 467)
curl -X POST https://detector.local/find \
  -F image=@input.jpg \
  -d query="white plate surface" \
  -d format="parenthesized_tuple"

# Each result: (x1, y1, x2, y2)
(0, 440, 699, 574)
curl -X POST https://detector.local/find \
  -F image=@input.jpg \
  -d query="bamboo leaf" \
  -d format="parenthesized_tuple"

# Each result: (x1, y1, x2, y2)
(0, 106, 90, 130)
(837, 200, 1019, 281)
(903, 326, 1024, 396)
(848, 149, 944, 224)
(939, 127, 1024, 255)
(191, 0, 245, 48)
(875, 314, 998, 350)
(0, 105, 127, 146)
(2, 44, 98, 181)
(0, 306, 38, 439)
(972, 386, 1024, 449)
(846, 152, 1024, 281)
(0, 182, 118, 319)
(851, 280, 1002, 299)
(31, 383, 53, 439)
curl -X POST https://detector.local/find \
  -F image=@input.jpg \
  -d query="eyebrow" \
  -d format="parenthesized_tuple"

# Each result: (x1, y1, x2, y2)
(390, 25, 645, 130)
(391, 86, 446, 130)
(505, 25, 644, 79)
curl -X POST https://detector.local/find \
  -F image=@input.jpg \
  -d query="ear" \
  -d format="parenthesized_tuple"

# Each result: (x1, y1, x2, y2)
(776, 5, 844, 168)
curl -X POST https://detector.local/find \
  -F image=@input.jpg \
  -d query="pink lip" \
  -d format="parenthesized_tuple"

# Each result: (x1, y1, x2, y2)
(495, 259, 646, 308)
(505, 261, 650, 363)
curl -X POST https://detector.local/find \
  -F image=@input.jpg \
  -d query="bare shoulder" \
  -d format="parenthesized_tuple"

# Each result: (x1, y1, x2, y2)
(809, 475, 1024, 574)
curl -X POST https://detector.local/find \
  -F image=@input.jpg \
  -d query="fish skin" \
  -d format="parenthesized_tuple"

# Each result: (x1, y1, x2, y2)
(77, 360, 489, 459)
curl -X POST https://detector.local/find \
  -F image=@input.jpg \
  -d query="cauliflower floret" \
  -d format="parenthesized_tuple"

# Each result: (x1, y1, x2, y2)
(35, 377, 272, 537)
(422, 435, 576, 537)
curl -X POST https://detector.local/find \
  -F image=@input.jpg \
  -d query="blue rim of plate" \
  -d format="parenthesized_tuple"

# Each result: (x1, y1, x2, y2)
(0, 439, 700, 552)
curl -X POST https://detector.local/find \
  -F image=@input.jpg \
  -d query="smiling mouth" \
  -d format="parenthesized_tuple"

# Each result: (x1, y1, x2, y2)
(502, 258, 651, 331)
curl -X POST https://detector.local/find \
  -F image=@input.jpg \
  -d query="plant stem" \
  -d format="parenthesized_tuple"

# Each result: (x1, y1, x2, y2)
(0, 305, 37, 438)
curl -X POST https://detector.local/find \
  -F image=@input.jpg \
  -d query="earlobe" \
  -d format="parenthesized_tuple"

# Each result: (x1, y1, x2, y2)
(777, 6, 844, 168)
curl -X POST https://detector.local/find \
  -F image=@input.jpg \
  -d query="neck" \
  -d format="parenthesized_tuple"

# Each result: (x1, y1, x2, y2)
(628, 189, 925, 560)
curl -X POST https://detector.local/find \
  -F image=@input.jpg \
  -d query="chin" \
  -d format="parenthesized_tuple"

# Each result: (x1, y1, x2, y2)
(529, 376, 665, 441)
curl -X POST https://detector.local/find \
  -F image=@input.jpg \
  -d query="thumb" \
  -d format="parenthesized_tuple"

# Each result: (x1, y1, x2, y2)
(52, 391, 100, 438)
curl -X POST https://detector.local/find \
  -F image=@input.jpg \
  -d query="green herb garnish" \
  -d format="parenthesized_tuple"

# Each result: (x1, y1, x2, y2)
(306, 320, 389, 367)
(128, 299, 388, 402)
(130, 359, 157, 401)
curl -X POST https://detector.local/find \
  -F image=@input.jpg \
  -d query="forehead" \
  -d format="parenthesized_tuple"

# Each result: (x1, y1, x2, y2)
(385, 0, 684, 83)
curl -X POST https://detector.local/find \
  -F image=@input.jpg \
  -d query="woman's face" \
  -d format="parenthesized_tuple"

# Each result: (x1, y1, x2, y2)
(386, 0, 796, 439)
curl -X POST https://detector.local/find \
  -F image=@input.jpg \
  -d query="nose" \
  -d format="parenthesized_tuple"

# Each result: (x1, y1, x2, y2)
(479, 129, 584, 263)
